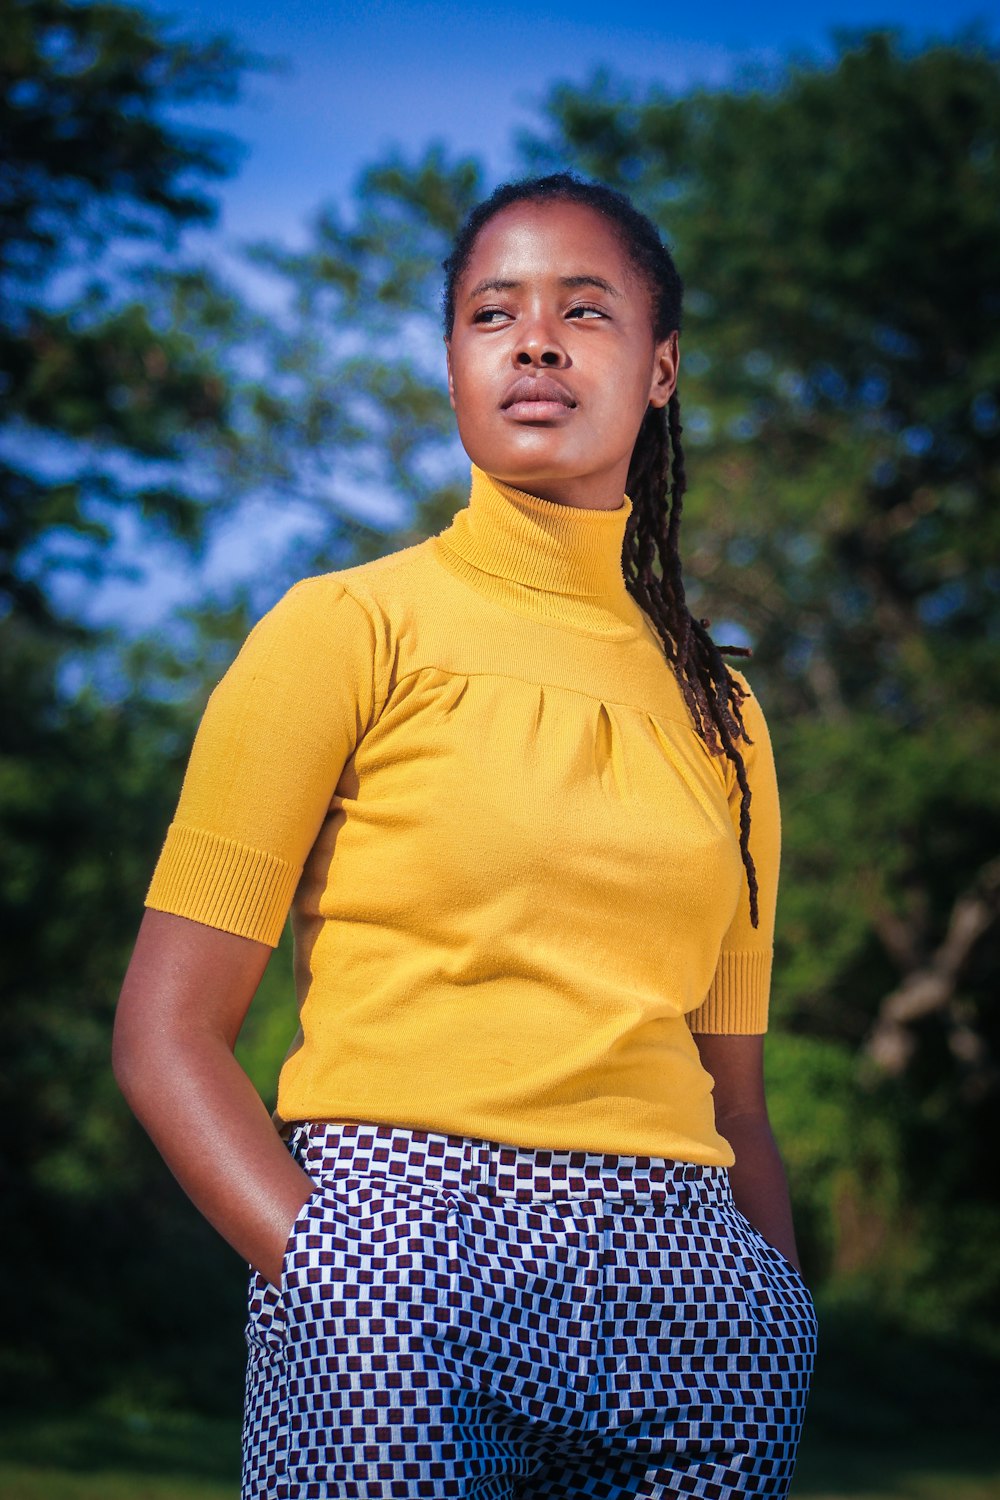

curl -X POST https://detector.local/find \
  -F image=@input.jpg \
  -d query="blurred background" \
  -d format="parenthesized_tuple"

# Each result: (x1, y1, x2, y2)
(2, 1, 999, 1495)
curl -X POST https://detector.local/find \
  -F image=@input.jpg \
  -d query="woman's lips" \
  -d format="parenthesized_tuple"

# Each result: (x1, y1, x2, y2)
(500, 375, 577, 419)
(503, 399, 576, 421)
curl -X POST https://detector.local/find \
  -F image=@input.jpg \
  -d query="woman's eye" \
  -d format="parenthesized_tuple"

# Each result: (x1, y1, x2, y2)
(471, 304, 606, 324)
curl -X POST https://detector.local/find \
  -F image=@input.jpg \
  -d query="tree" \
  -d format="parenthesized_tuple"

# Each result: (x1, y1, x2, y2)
(207, 143, 487, 587)
(0, 0, 270, 1408)
(0, 0, 261, 634)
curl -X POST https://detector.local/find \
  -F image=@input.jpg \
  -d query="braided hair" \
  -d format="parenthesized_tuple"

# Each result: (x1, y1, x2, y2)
(442, 171, 761, 928)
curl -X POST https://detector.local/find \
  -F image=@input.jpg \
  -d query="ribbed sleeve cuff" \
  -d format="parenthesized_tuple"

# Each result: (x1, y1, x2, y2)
(144, 822, 300, 947)
(687, 950, 772, 1034)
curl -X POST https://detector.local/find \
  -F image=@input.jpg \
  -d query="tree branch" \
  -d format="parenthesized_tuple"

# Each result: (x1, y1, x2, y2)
(861, 855, 1000, 1076)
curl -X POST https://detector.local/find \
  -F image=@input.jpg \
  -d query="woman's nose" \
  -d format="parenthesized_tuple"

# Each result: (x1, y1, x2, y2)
(514, 314, 568, 367)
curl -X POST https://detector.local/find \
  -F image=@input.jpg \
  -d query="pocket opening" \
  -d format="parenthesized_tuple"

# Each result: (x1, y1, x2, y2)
(278, 1184, 322, 1299)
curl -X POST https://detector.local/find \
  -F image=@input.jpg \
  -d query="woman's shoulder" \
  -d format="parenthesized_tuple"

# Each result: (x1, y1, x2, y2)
(723, 662, 759, 701)
(273, 535, 438, 626)
(233, 539, 441, 706)
(719, 662, 777, 764)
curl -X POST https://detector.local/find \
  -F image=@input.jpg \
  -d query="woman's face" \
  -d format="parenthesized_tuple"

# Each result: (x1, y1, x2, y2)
(445, 198, 679, 510)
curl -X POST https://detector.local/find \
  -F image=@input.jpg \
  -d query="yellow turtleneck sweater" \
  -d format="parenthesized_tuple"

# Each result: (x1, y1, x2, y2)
(145, 465, 781, 1165)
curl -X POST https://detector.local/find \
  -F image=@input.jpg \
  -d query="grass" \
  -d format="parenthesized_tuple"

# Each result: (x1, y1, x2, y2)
(0, 1409, 238, 1499)
(1, 1301, 997, 1498)
(793, 1300, 999, 1499)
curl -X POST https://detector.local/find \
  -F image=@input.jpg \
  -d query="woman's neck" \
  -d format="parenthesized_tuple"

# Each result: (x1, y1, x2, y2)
(431, 464, 642, 640)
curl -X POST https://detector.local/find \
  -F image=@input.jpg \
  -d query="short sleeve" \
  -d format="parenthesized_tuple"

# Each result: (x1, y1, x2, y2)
(686, 675, 781, 1035)
(144, 574, 380, 947)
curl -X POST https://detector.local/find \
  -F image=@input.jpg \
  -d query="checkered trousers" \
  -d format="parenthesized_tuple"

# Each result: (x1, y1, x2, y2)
(242, 1120, 818, 1499)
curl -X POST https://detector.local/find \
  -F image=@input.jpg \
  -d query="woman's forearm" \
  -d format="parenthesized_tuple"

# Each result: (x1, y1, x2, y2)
(720, 1112, 803, 1275)
(113, 1027, 315, 1288)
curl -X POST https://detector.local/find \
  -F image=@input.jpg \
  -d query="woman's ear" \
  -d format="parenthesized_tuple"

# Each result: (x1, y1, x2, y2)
(444, 337, 457, 412)
(648, 330, 679, 409)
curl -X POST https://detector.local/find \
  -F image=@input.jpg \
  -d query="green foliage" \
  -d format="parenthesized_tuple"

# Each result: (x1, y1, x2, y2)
(521, 30, 1000, 693)
(764, 1034, 895, 1261)
(233, 928, 297, 1110)
(1, 0, 250, 268)
(0, 0, 270, 633)
(0, 0, 274, 1409)
(214, 140, 485, 572)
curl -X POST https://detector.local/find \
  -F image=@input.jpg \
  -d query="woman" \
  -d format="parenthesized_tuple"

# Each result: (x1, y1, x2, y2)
(114, 171, 818, 1499)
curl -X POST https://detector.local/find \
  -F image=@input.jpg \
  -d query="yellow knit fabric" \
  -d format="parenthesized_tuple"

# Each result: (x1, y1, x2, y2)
(145, 464, 782, 1165)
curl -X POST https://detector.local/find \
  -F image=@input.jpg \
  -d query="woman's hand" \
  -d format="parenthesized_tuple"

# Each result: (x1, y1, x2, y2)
(113, 908, 318, 1289)
(691, 1032, 804, 1276)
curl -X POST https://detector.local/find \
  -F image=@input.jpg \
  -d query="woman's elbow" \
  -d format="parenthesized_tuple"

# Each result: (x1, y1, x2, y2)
(111, 993, 148, 1106)
(111, 970, 176, 1108)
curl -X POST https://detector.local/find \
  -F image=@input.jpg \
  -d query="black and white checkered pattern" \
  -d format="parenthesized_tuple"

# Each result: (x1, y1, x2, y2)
(242, 1120, 818, 1498)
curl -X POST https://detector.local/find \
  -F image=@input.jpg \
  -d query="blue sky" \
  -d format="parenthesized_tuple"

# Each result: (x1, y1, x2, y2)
(51, 1, 1000, 637)
(160, 0, 996, 250)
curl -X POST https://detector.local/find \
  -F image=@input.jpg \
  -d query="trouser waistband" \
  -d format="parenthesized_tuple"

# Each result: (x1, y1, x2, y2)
(286, 1119, 735, 1209)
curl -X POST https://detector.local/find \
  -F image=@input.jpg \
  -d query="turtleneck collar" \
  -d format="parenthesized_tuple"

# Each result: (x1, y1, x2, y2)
(432, 464, 641, 639)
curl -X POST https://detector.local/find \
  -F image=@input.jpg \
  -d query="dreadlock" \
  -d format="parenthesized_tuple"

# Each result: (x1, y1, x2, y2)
(441, 171, 761, 928)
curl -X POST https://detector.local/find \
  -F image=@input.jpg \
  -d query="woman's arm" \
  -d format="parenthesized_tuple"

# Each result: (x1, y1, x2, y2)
(693, 1032, 803, 1276)
(112, 907, 317, 1290)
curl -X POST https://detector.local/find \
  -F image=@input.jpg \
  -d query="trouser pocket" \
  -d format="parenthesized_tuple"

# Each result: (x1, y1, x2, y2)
(729, 1210, 819, 1346)
(278, 1185, 324, 1301)
(281, 1175, 458, 1339)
